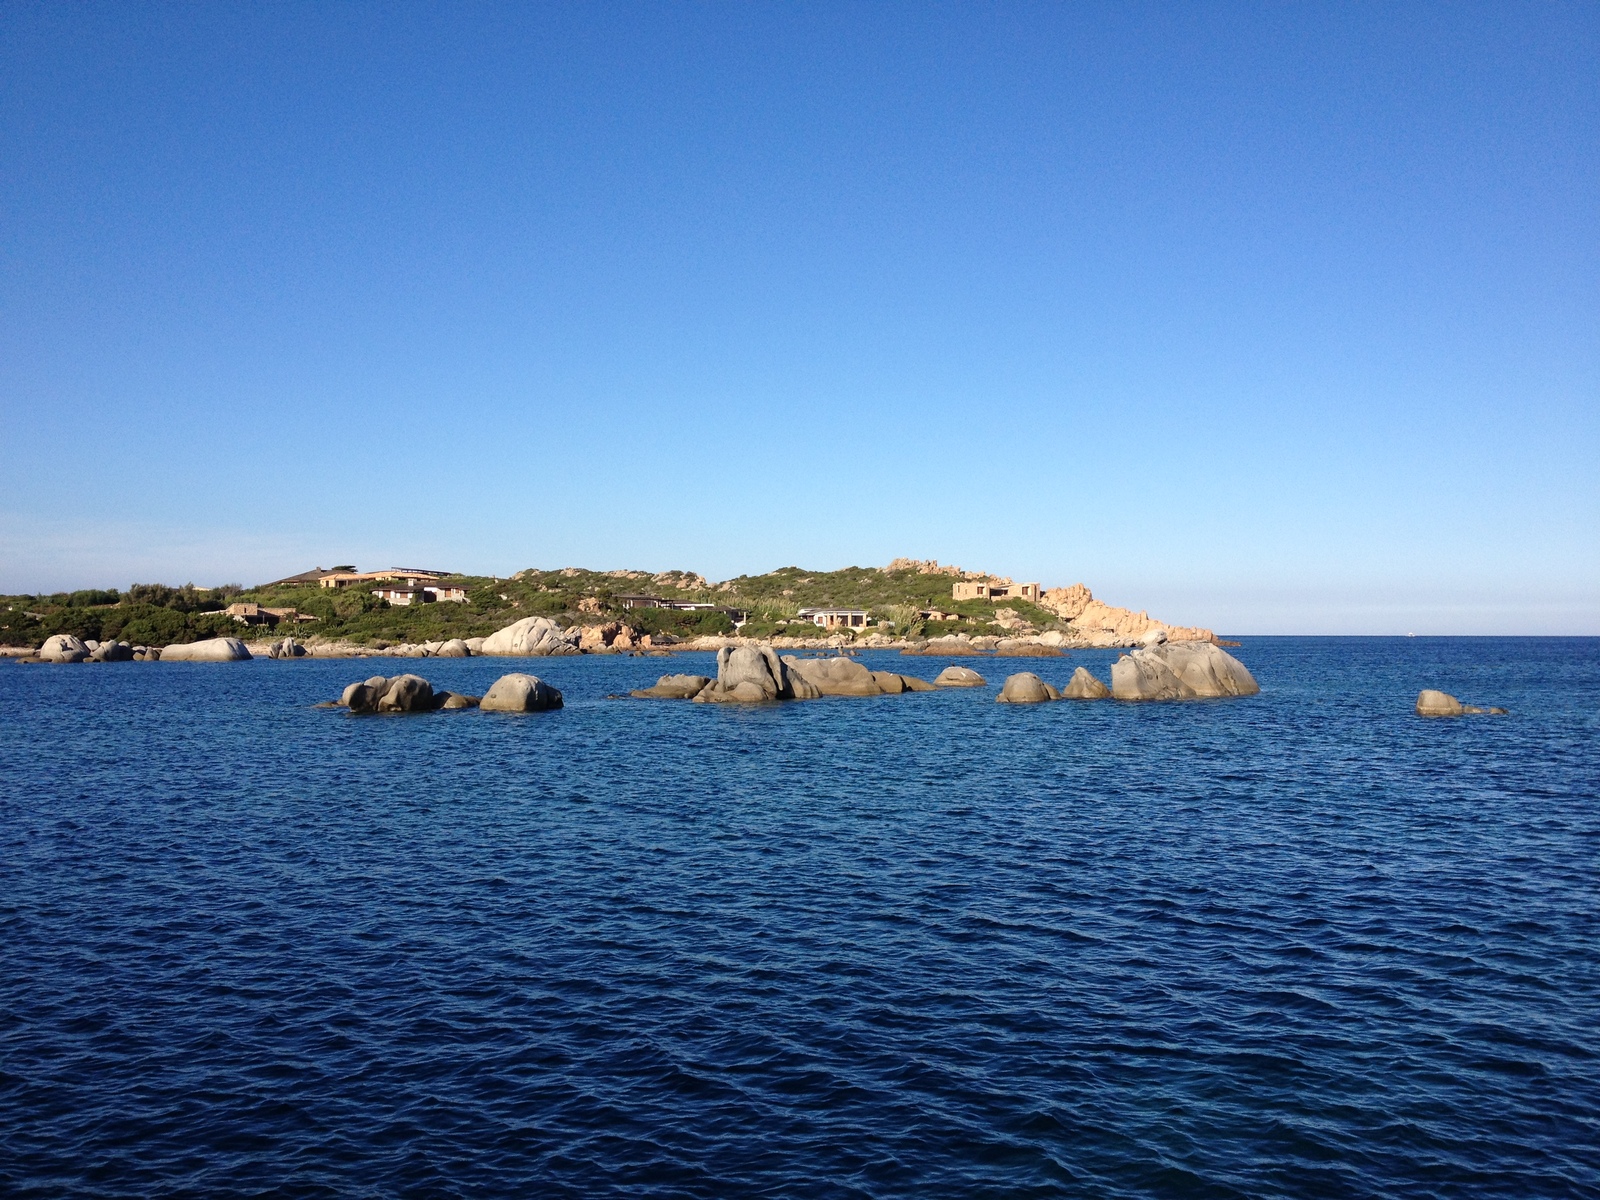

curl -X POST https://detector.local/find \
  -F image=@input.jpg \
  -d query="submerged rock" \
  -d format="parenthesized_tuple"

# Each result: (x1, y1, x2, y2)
(1110, 642, 1258, 701)
(481, 673, 564, 712)
(1060, 666, 1110, 699)
(161, 638, 252, 662)
(631, 674, 712, 699)
(996, 672, 1062, 704)
(933, 666, 986, 687)
(437, 692, 480, 709)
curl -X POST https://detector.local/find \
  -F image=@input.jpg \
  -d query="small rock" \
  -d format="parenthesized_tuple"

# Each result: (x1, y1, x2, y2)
(631, 674, 712, 700)
(481, 673, 563, 712)
(933, 666, 986, 687)
(1060, 666, 1110, 699)
(997, 672, 1061, 703)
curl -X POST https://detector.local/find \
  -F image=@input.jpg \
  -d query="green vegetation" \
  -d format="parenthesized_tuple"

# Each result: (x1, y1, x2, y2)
(1, 563, 1067, 648)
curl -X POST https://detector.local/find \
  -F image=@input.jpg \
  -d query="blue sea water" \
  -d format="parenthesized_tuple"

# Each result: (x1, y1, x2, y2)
(1, 637, 1597, 1198)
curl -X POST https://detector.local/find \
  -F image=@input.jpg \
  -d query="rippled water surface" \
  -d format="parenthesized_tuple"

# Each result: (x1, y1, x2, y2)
(2, 638, 1598, 1198)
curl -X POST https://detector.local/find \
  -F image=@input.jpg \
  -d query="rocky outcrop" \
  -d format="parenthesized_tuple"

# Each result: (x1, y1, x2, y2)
(481, 673, 564, 712)
(266, 637, 307, 659)
(1040, 584, 1214, 647)
(90, 640, 135, 662)
(631, 674, 712, 699)
(1110, 642, 1258, 701)
(997, 672, 1062, 703)
(1061, 666, 1110, 699)
(342, 674, 436, 713)
(480, 617, 581, 657)
(933, 666, 986, 687)
(694, 645, 805, 703)
(1416, 689, 1508, 717)
(161, 638, 252, 662)
(782, 655, 882, 697)
(434, 639, 471, 657)
(38, 634, 89, 663)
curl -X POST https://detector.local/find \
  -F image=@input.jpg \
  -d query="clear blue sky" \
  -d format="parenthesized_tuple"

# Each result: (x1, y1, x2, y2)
(3, 3, 1595, 632)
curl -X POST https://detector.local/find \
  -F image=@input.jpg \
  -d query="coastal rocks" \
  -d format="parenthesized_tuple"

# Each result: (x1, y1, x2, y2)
(481, 672, 564, 712)
(341, 674, 435, 713)
(995, 639, 1063, 656)
(997, 672, 1062, 703)
(434, 639, 471, 657)
(1110, 642, 1259, 701)
(782, 655, 882, 697)
(38, 634, 89, 663)
(161, 637, 252, 662)
(934, 666, 986, 687)
(1040, 583, 1215, 647)
(694, 645, 801, 702)
(480, 617, 581, 657)
(267, 638, 306, 659)
(631, 674, 712, 699)
(438, 692, 480, 709)
(1415, 689, 1508, 717)
(89, 641, 135, 662)
(1061, 666, 1110, 699)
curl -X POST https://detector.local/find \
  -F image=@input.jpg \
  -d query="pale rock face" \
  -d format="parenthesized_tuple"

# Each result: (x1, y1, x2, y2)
(630, 674, 712, 699)
(466, 638, 486, 655)
(435, 639, 471, 657)
(38, 634, 89, 663)
(341, 676, 392, 713)
(481, 673, 564, 712)
(161, 638, 252, 662)
(378, 674, 435, 712)
(1141, 628, 1168, 647)
(1111, 642, 1258, 701)
(997, 672, 1061, 703)
(933, 666, 986, 687)
(1038, 630, 1067, 647)
(1415, 689, 1464, 717)
(481, 617, 579, 656)
(714, 645, 790, 700)
(1061, 666, 1110, 699)
(90, 641, 135, 662)
(783, 655, 881, 697)
(1040, 584, 1214, 646)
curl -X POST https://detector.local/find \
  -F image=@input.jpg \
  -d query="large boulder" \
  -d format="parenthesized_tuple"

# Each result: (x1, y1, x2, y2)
(342, 675, 392, 712)
(480, 617, 580, 657)
(38, 634, 89, 663)
(997, 672, 1061, 703)
(1415, 689, 1463, 717)
(1111, 642, 1259, 701)
(481, 673, 564, 712)
(631, 674, 712, 700)
(161, 638, 252, 662)
(933, 665, 986, 687)
(434, 639, 471, 658)
(695, 645, 802, 702)
(377, 674, 434, 712)
(1060, 666, 1110, 699)
(782, 655, 881, 696)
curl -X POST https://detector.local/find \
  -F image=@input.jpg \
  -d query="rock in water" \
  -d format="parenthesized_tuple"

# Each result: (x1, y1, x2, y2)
(38, 634, 89, 663)
(377, 674, 434, 712)
(631, 674, 712, 699)
(435, 639, 471, 657)
(933, 666, 986, 687)
(997, 672, 1062, 703)
(438, 692, 479, 709)
(160, 638, 252, 662)
(481, 673, 564, 712)
(480, 617, 580, 657)
(693, 646, 795, 702)
(1416, 689, 1464, 717)
(781, 655, 881, 696)
(1060, 666, 1110, 699)
(90, 641, 135, 662)
(1111, 642, 1258, 701)
(342, 676, 393, 713)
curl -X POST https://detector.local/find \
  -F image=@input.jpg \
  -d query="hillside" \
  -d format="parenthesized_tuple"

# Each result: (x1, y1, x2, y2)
(1, 560, 1206, 648)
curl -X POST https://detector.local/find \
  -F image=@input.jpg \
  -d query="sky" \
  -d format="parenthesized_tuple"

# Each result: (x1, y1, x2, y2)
(2, 3, 1596, 633)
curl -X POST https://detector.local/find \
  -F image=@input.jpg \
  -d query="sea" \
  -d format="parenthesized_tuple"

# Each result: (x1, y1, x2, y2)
(2, 638, 1597, 1198)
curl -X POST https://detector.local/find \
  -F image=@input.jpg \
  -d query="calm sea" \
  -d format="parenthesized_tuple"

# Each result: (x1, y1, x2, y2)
(2, 638, 1597, 1198)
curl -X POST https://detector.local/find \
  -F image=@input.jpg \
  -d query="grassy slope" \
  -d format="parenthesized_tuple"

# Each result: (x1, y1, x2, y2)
(1, 566, 1061, 647)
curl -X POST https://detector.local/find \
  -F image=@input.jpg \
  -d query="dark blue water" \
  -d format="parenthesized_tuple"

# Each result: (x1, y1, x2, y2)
(2, 638, 1597, 1198)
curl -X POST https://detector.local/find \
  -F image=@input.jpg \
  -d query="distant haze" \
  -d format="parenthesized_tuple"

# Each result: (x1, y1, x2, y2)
(2, 5, 1595, 634)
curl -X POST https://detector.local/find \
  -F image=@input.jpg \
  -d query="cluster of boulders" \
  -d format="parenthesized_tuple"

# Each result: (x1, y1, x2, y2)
(334, 671, 563, 714)
(480, 617, 583, 657)
(995, 668, 1112, 703)
(631, 647, 964, 702)
(32, 635, 153, 662)
(1108, 640, 1260, 701)
(1415, 690, 1508, 717)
